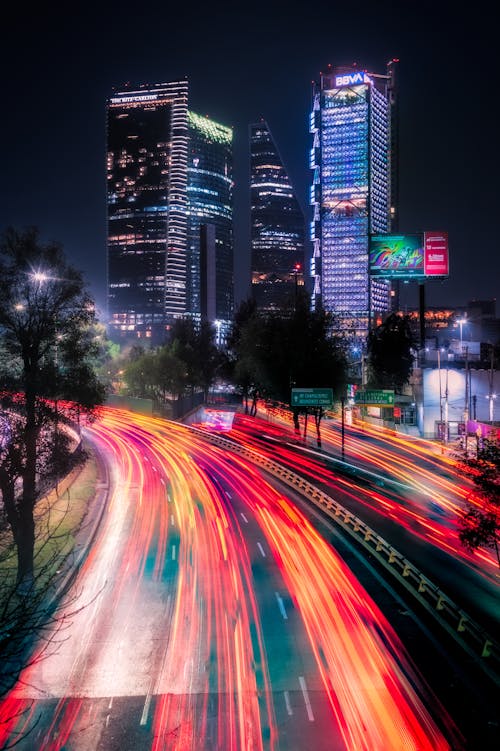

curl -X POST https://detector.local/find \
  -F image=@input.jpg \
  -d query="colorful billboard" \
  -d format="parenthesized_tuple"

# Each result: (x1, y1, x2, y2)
(424, 231, 449, 276)
(369, 232, 449, 279)
(369, 235, 424, 277)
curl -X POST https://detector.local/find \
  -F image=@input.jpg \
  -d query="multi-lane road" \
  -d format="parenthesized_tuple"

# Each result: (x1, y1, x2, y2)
(0, 406, 498, 749)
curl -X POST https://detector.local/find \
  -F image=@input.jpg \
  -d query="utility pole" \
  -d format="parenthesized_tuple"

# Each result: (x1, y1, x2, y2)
(464, 345, 469, 425)
(463, 346, 469, 456)
(437, 347, 444, 448)
(489, 344, 495, 423)
(341, 396, 345, 461)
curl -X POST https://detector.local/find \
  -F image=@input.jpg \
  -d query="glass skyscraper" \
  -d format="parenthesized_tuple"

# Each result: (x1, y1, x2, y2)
(310, 62, 398, 341)
(250, 120, 306, 312)
(106, 81, 233, 343)
(187, 111, 233, 331)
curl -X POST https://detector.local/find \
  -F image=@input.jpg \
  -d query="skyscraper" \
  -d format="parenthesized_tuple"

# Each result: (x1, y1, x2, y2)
(250, 120, 306, 312)
(187, 111, 233, 332)
(310, 62, 398, 342)
(106, 81, 233, 343)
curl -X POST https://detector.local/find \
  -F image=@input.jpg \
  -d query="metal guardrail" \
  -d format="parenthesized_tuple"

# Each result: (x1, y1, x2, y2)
(186, 424, 500, 686)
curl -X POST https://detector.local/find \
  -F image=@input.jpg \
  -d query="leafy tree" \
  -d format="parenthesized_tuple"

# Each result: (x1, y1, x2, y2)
(123, 345, 188, 405)
(226, 299, 269, 415)
(366, 312, 416, 392)
(227, 291, 348, 441)
(170, 318, 220, 397)
(0, 227, 106, 590)
(455, 437, 500, 567)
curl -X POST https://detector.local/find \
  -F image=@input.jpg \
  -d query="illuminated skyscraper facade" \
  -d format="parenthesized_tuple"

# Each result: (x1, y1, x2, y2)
(310, 62, 398, 340)
(106, 81, 233, 342)
(187, 111, 233, 329)
(250, 120, 306, 312)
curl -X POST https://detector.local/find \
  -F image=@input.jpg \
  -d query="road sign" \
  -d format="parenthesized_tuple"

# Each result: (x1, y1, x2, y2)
(354, 389, 395, 406)
(291, 388, 333, 407)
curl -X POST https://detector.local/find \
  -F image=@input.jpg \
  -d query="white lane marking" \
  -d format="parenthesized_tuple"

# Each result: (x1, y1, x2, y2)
(257, 542, 266, 557)
(167, 492, 171, 502)
(240, 512, 248, 523)
(299, 676, 314, 721)
(108, 697, 113, 709)
(152, 465, 157, 472)
(140, 594, 171, 725)
(172, 545, 176, 561)
(284, 691, 293, 715)
(225, 490, 232, 499)
(160, 477, 165, 485)
(140, 693, 152, 726)
(275, 592, 288, 620)
(171, 515, 175, 526)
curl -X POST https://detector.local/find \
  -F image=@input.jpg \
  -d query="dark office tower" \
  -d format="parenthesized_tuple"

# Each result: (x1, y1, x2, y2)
(250, 120, 306, 312)
(107, 81, 189, 342)
(310, 62, 398, 342)
(187, 111, 233, 336)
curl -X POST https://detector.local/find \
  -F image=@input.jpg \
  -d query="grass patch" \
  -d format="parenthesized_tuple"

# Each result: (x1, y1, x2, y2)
(0, 443, 99, 587)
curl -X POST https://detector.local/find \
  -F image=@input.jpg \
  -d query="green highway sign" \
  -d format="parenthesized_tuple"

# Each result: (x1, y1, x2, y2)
(354, 389, 395, 406)
(291, 388, 333, 407)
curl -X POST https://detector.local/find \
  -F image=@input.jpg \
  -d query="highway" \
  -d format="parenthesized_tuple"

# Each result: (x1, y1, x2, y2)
(0, 406, 469, 750)
(228, 407, 500, 636)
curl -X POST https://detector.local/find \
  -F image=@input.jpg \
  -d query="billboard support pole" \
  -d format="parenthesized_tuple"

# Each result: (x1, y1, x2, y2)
(418, 282, 425, 350)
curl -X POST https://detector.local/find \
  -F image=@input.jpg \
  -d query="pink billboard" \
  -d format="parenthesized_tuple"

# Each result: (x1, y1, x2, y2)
(424, 232, 449, 276)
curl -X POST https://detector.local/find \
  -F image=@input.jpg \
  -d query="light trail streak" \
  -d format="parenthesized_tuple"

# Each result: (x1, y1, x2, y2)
(0, 407, 463, 750)
(231, 412, 499, 579)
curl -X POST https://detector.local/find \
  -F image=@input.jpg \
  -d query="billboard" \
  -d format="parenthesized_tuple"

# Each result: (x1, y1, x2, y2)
(369, 235, 424, 278)
(424, 231, 449, 276)
(369, 232, 449, 279)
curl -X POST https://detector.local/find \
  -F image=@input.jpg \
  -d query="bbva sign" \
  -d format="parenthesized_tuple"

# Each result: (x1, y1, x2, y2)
(335, 72, 371, 87)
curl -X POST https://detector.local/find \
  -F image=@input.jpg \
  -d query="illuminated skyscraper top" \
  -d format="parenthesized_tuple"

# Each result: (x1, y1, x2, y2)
(310, 61, 398, 340)
(250, 120, 306, 312)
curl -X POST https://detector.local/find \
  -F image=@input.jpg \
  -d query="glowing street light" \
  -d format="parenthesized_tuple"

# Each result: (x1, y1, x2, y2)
(457, 317, 467, 345)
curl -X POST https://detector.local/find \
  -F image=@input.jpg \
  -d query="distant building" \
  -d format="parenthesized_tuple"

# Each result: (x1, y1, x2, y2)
(400, 299, 500, 349)
(250, 119, 306, 312)
(106, 81, 233, 343)
(310, 62, 398, 342)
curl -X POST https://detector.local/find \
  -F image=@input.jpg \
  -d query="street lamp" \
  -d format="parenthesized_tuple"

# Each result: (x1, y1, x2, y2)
(457, 317, 467, 346)
(488, 393, 497, 423)
(437, 347, 448, 446)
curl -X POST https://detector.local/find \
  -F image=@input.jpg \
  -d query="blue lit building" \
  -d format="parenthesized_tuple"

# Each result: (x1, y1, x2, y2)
(250, 120, 306, 312)
(310, 62, 398, 342)
(106, 82, 233, 343)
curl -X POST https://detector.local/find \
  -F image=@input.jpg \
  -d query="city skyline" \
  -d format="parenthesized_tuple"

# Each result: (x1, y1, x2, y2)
(2, 3, 497, 322)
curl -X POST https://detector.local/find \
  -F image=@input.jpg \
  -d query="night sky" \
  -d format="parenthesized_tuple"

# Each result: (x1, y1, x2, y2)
(2, 2, 497, 321)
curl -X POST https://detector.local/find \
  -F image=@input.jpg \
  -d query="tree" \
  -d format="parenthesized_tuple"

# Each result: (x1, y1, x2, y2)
(366, 312, 416, 392)
(225, 299, 263, 414)
(169, 318, 220, 397)
(454, 437, 500, 567)
(227, 291, 348, 441)
(0, 227, 106, 591)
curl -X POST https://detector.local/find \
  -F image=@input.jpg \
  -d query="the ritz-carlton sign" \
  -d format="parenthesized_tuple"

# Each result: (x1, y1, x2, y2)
(335, 71, 371, 87)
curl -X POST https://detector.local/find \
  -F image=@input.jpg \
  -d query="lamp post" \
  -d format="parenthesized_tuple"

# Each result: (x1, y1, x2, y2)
(437, 347, 443, 444)
(457, 317, 467, 348)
